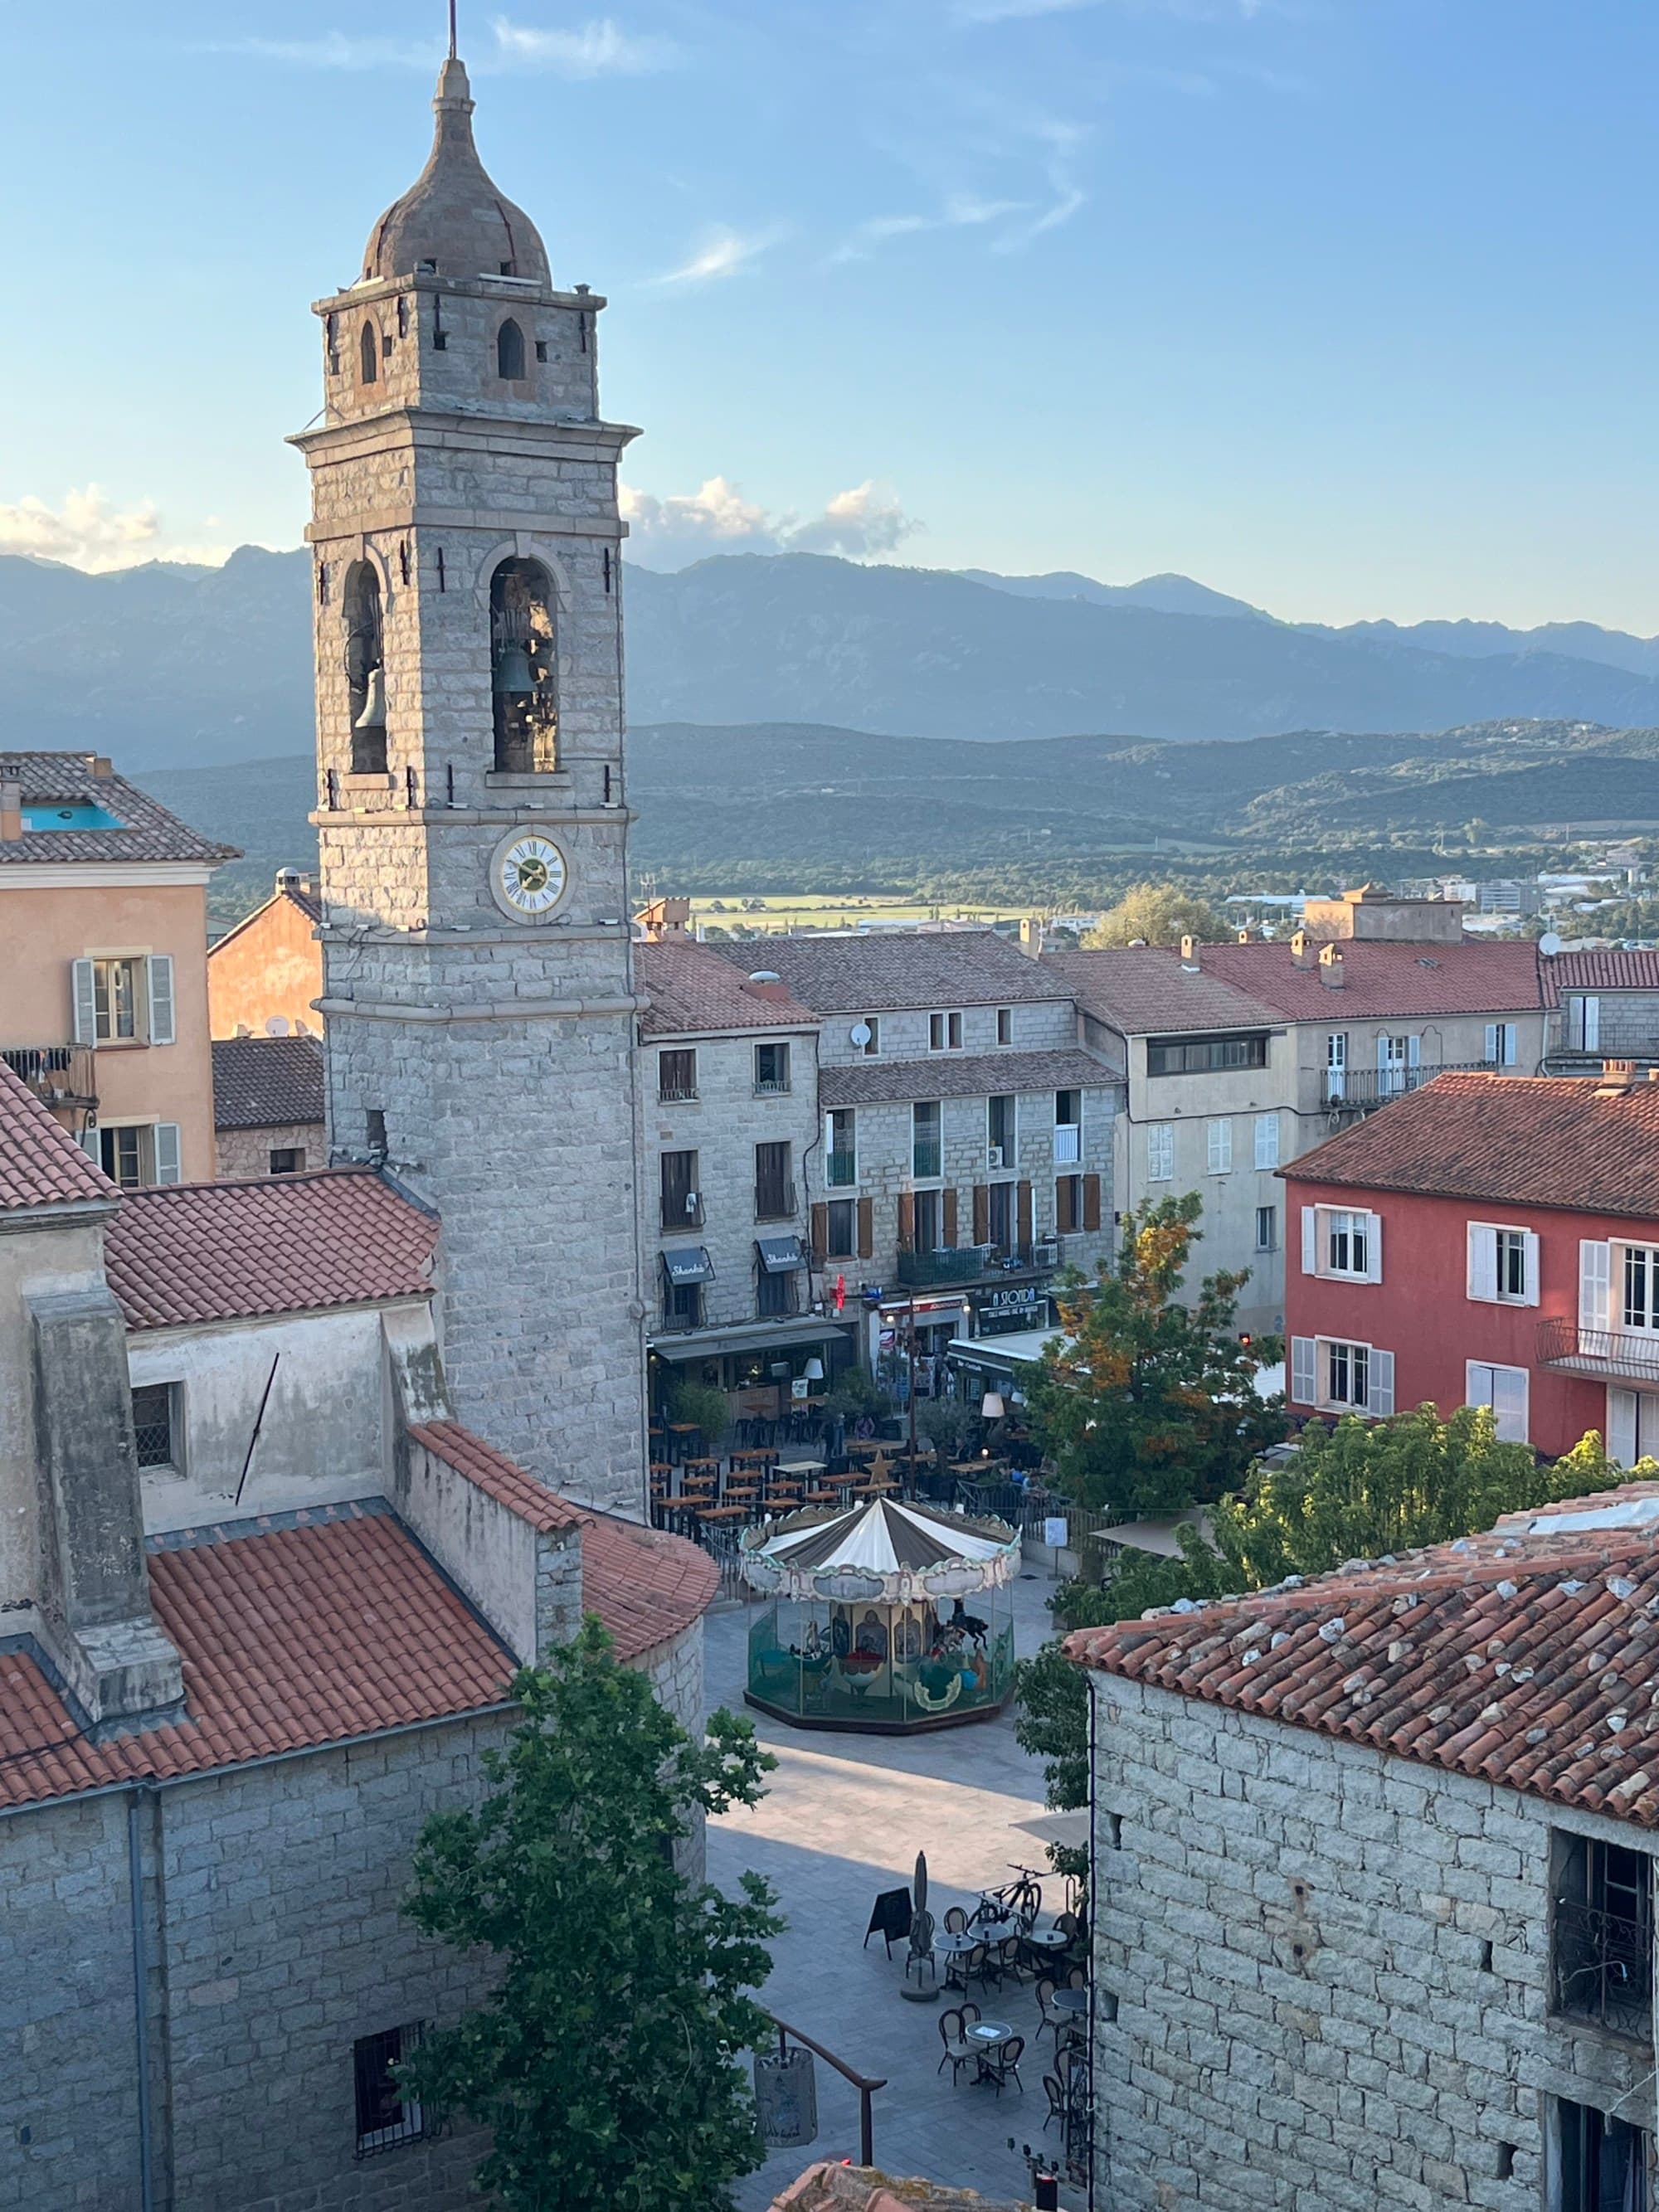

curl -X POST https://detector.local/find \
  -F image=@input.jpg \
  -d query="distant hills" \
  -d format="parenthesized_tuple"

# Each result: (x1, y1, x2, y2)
(12, 547, 1659, 769)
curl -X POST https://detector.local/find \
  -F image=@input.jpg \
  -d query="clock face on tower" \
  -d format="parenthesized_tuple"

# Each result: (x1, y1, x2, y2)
(491, 831, 570, 921)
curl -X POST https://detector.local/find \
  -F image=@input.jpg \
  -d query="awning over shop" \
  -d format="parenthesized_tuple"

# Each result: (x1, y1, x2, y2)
(946, 1327, 1069, 1372)
(650, 1315, 852, 1362)
(661, 1247, 715, 1286)
(756, 1235, 807, 1274)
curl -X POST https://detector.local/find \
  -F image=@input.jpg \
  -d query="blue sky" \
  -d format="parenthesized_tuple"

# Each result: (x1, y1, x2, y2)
(6, 1, 1659, 627)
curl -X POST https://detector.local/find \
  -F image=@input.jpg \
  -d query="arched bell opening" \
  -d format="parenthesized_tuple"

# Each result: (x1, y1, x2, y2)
(359, 319, 379, 386)
(343, 562, 387, 775)
(496, 317, 526, 380)
(489, 557, 558, 772)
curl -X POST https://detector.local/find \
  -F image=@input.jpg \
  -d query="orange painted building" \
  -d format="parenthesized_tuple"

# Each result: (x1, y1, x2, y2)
(0, 753, 234, 1186)
(206, 869, 324, 1040)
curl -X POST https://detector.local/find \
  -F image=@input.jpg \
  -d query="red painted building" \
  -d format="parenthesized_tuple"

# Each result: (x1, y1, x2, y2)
(1281, 1067, 1659, 1461)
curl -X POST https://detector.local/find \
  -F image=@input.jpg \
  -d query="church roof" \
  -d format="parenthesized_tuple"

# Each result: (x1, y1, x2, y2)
(363, 56, 550, 286)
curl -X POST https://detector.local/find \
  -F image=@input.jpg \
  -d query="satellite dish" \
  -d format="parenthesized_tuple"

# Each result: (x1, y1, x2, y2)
(265, 1016, 289, 1036)
(849, 1021, 873, 1047)
(1538, 932, 1563, 955)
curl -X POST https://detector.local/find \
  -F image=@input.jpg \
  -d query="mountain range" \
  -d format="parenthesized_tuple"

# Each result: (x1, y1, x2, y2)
(11, 547, 1659, 769)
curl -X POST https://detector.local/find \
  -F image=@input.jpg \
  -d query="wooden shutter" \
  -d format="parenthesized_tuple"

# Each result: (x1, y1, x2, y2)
(1368, 1348, 1395, 1417)
(147, 955, 176, 1046)
(898, 1193, 914, 1248)
(1017, 1180, 1033, 1251)
(972, 1184, 989, 1245)
(810, 1203, 828, 1262)
(1290, 1336, 1316, 1404)
(857, 1197, 874, 1259)
(941, 1188, 959, 1247)
(1467, 1223, 1497, 1302)
(71, 958, 96, 1046)
(1580, 1239, 1612, 1332)
(1610, 1387, 1638, 1467)
(1082, 1173, 1102, 1232)
(153, 1124, 182, 1185)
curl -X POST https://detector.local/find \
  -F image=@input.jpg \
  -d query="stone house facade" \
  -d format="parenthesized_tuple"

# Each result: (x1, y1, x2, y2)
(1540, 949, 1659, 1067)
(1070, 1487, 1659, 2212)
(211, 1032, 326, 1179)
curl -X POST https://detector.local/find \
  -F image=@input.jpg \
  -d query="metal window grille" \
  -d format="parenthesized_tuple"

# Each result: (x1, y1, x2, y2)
(131, 1383, 175, 1470)
(353, 2023, 427, 2156)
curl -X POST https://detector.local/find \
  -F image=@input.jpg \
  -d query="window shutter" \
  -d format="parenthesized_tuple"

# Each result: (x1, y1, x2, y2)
(1522, 1230, 1540, 1306)
(1406, 1036, 1421, 1070)
(810, 1203, 828, 1262)
(1017, 1179, 1033, 1250)
(1376, 1036, 1391, 1074)
(941, 1188, 959, 1247)
(1609, 1386, 1638, 1467)
(1584, 996, 1601, 1051)
(1484, 1023, 1499, 1066)
(1291, 1336, 1316, 1404)
(147, 955, 175, 1046)
(898, 1192, 914, 1247)
(78, 1125, 102, 1165)
(1054, 1178, 1073, 1234)
(1207, 1120, 1232, 1174)
(1495, 1365, 1528, 1443)
(153, 1124, 182, 1185)
(972, 1184, 990, 1245)
(72, 958, 96, 1046)
(1301, 1206, 1316, 1276)
(1467, 1223, 1497, 1303)
(1365, 1212, 1384, 1283)
(1254, 1113, 1279, 1170)
(1579, 1239, 1612, 1333)
(857, 1197, 874, 1259)
(1368, 1347, 1394, 1417)
(1082, 1173, 1102, 1232)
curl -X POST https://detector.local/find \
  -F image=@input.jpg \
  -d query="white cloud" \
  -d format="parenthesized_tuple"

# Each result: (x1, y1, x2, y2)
(620, 477, 921, 570)
(491, 16, 683, 75)
(829, 195, 1028, 265)
(648, 226, 786, 289)
(197, 32, 434, 68)
(0, 489, 231, 574)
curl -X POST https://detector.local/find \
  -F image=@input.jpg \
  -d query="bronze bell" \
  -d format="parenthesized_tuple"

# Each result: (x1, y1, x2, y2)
(353, 665, 387, 730)
(493, 641, 535, 696)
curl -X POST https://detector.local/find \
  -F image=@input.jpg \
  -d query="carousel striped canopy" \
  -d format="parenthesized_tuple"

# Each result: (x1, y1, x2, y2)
(740, 1496, 1021, 1604)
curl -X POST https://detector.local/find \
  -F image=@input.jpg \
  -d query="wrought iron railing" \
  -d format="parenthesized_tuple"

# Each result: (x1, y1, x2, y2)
(1554, 1898, 1652, 2039)
(1537, 1317, 1659, 1383)
(2, 1043, 96, 1106)
(660, 1191, 705, 1229)
(1321, 1060, 1491, 1112)
(754, 1179, 796, 1222)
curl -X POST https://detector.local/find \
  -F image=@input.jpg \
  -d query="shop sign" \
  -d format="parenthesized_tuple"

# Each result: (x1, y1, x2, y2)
(978, 1286, 1048, 1335)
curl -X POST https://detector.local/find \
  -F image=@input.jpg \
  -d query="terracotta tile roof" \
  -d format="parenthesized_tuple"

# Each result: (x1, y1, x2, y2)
(406, 1422, 718, 1655)
(212, 1034, 326, 1130)
(757, 930, 1069, 1014)
(1540, 949, 1659, 1005)
(637, 938, 818, 1038)
(0, 1059, 116, 1213)
(1067, 1484, 1659, 1829)
(579, 1510, 720, 1660)
(406, 1420, 586, 1532)
(107, 1170, 437, 1330)
(1282, 1070, 1659, 1218)
(1041, 947, 1282, 1036)
(819, 1046, 1117, 1109)
(0, 751, 236, 868)
(1194, 937, 1544, 1020)
(0, 1505, 513, 1812)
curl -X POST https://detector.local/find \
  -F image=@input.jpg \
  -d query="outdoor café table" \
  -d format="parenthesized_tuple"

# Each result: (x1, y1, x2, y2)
(1024, 1928, 1070, 1959)
(935, 1932, 980, 1961)
(1052, 1988, 1088, 2017)
(966, 2020, 1014, 2079)
(697, 1504, 747, 1526)
(777, 1456, 826, 1477)
(805, 1487, 842, 1507)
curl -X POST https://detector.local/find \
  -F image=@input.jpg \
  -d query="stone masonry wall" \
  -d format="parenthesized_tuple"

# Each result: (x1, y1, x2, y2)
(1089, 1670, 1657, 2212)
(213, 1121, 324, 1179)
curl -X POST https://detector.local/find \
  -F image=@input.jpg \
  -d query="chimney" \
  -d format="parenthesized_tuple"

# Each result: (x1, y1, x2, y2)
(742, 970, 792, 1003)
(275, 865, 303, 892)
(1598, 1059, 1637, 1096)
(1020, 916, 1045, 960)
(1291, 929, 1316, 969)
(1318, 944, 1345, 989)
(90, 756, 113, 780)
(1180, 935, 1200, 971)
(0, 779, 20, 843)
(634, 896, 692, 942)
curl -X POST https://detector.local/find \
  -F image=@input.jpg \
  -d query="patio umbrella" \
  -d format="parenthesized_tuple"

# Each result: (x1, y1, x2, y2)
(914, 1850, 928, 1921)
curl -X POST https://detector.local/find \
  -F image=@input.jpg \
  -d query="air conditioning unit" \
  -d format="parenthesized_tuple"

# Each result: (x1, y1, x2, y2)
(988, 1145, 1005, 1169)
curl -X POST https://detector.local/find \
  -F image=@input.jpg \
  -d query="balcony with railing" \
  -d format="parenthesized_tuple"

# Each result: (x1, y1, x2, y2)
(755, 1179, 797, 1223)
(660, 1190, 706, 1230)
(1316, 1060, 1492, 1116)
(2, 1044, 96, 1110)
(895, 1241, 1053, 1288)
(1554, 1898, 1652, 2039)
(1537, 1316, 1659, 1383)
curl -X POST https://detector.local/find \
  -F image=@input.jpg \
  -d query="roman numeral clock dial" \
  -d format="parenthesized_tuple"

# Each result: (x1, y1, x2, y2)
(491, 832, 570, 921)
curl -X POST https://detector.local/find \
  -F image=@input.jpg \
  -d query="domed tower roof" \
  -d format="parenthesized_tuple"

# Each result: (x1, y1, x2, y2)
(362, 56, 550, 286)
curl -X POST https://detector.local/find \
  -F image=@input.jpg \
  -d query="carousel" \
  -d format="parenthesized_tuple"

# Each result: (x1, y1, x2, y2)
(739, 1495, 1022, 1733)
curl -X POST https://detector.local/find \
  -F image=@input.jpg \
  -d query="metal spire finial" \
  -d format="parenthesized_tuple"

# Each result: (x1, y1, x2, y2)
(448, 0, 458, 58)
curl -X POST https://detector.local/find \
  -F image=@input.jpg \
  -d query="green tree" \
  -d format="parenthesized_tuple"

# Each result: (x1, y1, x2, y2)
(399, 1618, 781, 2212)
(1023, 1194, 1285, 1517)
(1082, 882, 1227, 947)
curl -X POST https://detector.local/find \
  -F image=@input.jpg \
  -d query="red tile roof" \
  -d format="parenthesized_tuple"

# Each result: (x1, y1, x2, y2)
(1041, 946, 1281, 1036)
(0, 1059, 116, 1213)
(211, 1034, 326, 1130)
(1282, 1070, 1659, 1218)
(636, 937, 819, 1038)
(407, 1420, 586, 1532)
(107, 1170, 437, 1330)
(1195, 937, 1545, 1019)
(819, 1046, 1114, 1109)
(0, 1505, 513, 1811)
(1068, 1485, 1659, 1828)
(1540, 949, 1659, 1004)
(1, 751, 237, 868)
(756, 929, 1069, 1014)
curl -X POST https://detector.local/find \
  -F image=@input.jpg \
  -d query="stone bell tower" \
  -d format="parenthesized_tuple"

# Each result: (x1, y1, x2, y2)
(291, 47, 647, 1514)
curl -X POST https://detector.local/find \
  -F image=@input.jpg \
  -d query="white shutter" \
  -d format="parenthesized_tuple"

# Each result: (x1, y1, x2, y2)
(1254, 1113, 1279, 1169)
(1467, 1224, 1498, 1303)
(1579, 1239, 1612, 1333)
(1368, 1347, 1395, 1417)
(1521, 1229, 1540, 1307)
(1208, 1120, 1232, 1174)
(78, 1125, 102, 1165)
(146, 955, 175, 1046)
(72, 958, 97, 1046)
(1376, 1036, 1391, 1075)
(1584, 996, 1601, 1052)
(1301, 1206, 1317, 1276)
(1493, 1366, 1528, 1444)
(1406, 1035, 1421, 1074)
(1609, 1387, 1638, 1468)
(1291, 1336, 1316, 1404)
(1365, 1210, 1384, 1283)
(153, 1124, 182, 1185)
